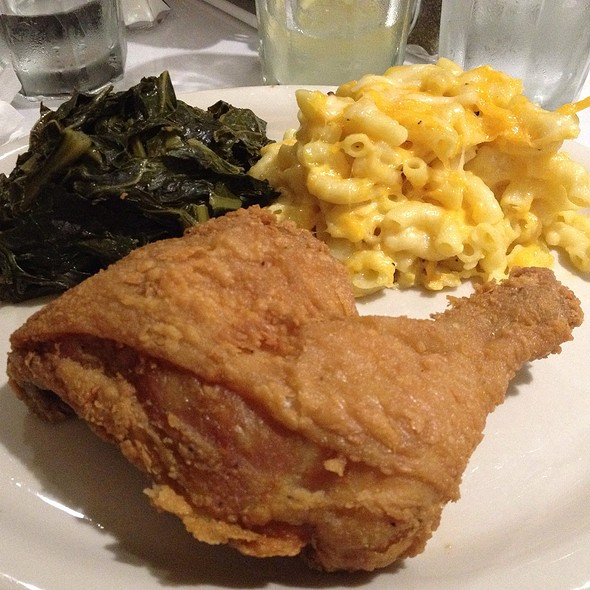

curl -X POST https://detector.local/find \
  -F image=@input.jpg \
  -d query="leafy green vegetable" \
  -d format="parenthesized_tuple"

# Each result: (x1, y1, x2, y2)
(0, 71, 278, 302)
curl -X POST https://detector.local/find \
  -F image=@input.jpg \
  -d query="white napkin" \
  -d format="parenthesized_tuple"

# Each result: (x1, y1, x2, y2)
(121, 0, 171, 29)
(0, 62, 25, 146)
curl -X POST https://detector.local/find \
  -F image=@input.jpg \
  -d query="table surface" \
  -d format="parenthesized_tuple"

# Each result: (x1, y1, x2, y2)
(8, 0, 590, 148)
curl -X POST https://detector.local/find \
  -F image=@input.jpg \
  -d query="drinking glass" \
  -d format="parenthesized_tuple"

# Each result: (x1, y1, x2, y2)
(255, 0, 416, 86)
(438, 0, 590, 110)
(0, 0, 127, 99)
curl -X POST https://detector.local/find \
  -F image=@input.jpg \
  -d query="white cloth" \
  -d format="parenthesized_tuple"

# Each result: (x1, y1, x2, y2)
(120, 0, 171, 29)
(0, 63, 25, 146)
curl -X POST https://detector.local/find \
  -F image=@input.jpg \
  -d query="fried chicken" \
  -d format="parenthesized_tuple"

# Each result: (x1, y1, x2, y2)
(6, 207, 583, 572)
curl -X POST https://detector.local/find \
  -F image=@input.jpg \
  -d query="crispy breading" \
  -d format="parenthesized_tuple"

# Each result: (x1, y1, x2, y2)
(6, 208, 583, 572)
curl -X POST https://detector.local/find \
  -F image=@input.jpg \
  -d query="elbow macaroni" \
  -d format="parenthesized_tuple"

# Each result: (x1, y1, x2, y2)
(251, 59, 590, 295)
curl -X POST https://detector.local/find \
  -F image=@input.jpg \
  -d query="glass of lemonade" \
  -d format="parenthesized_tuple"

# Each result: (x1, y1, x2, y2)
(438, 0, 590, 110)
(0, 0, 127, 99)
(254, 0, 416, 85)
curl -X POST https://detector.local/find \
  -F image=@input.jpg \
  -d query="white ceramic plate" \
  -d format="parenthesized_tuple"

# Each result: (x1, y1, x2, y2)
(1, 86, 589, 590)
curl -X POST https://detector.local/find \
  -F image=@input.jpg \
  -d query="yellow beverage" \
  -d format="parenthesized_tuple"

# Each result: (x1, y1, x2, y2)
(256, 0, 413, 85)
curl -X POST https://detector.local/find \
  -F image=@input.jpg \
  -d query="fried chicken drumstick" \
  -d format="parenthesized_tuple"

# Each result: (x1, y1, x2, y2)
(7, 208, 582, 572)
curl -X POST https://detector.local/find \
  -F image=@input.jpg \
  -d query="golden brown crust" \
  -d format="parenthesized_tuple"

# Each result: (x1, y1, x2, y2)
(10, 206, 357, 356)
(6, 207, 583, 572)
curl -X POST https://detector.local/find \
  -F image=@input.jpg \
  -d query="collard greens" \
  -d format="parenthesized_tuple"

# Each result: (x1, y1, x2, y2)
(0, 71, 278, 302)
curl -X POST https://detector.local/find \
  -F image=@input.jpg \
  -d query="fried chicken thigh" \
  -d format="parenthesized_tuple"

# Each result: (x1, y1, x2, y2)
(7, 207, 583, 572)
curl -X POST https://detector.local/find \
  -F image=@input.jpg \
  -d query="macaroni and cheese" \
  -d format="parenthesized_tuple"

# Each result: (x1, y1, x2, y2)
(250, 59, 590, 295)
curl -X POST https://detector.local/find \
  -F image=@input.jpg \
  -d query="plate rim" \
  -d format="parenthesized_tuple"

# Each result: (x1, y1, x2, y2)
(1, 84, 590, 590)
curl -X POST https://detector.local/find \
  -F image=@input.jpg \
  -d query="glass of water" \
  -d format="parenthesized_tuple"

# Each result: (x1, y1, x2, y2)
(254, 0, 416, 86)
(0, 0, 127, 99)
(438, 0, 590, 111)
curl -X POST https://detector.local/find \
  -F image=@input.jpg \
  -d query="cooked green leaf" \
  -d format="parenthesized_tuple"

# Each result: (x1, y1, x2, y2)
(0, 71, 278, 302)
